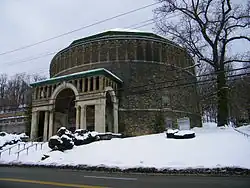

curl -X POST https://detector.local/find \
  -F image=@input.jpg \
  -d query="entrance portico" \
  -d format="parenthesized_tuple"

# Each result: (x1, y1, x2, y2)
(30, 68, 122, 141)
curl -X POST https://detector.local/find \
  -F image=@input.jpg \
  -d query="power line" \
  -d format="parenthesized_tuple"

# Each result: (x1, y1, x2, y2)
(1, 70, 249, 109)
(1, 17, 162, 68)
(0, 2, 160, 56)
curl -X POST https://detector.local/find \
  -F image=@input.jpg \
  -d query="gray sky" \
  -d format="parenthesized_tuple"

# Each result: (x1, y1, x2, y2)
(0, 0, 156, 77)
(0, 0, 248, 78)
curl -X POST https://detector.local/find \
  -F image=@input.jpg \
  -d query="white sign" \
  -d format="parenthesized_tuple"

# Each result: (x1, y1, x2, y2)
(177, 117, 190, 130)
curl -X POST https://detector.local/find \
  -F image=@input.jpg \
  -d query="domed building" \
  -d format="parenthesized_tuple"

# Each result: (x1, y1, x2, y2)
(30, 29, 201, 141)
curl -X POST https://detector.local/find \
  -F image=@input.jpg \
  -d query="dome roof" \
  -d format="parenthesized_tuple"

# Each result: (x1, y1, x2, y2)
(70, 28, 167, 47)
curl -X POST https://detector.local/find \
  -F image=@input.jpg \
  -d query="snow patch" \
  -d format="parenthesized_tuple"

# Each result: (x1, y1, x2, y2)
(174, 130, 195, 136)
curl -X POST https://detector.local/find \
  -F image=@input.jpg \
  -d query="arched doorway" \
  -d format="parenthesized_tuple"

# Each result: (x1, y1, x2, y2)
(54, 88, 76, 133)
(105, 91, 114, 132)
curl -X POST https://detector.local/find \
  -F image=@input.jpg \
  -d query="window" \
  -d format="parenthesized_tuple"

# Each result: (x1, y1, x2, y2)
(90, 77, 94, 91)
(106, 78, 109, 86)
(137, 43, 144, 60)
(84, 78, 88, 92)
(79, 79, 83, 91)
(95, 76, 99, 90)
(145, 42, 152, 61)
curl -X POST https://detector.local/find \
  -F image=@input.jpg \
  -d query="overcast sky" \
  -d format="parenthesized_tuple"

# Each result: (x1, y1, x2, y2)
(0, 0, 248, 78)
(0, 0, 156, 77)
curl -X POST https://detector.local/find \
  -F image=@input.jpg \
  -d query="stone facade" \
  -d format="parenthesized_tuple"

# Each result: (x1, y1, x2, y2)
(31, 30, 201, 140)
(0, 107, 28, 134)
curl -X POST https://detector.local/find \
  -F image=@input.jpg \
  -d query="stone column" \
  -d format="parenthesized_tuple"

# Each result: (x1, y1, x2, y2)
(113, 102, 119, 133)
(82, 78, 85, 92)
(43, 111, 49, 141)
(115, 40, 119, 61)
(48, 110, 54, 138)
(159, 44, 162, 62)
(33, 88, 37, 100)
(102, 77, 105, 90)
(80, 104, 86, 130)
(142, 41, 146, 62)
(95, 99, 106, 133)
(38, 87, 41, 99)
(134, 40, 137, 60)
(93, 77, 96, 91)
(76, 79, 80, 91)
(88, 78, 91, 91)
(46, 86, 50, 98)
(125, 40, 128, 61)
(30, 111, 38, 140)
(76, 106, 80, 129)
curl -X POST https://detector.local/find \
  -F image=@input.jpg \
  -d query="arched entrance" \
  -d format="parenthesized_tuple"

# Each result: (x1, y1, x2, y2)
(105, 91, 114, 132)
(54, 88, 76, 133)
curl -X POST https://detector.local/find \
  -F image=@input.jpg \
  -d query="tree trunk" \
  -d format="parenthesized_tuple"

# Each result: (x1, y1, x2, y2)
(217, 67, 229, 126)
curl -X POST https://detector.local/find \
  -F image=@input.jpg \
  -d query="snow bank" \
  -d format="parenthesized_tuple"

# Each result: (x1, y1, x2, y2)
(166, 129, 179, 134)
(38, 127, 250, 169)
(237, 125, 250, 135)
(174, 130, 195, 136)
(0, 132, 27, 149)
(1, 124, 250, 170)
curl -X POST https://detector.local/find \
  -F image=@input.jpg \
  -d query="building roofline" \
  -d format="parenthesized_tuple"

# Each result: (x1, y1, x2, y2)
(30, 68, 123, 87)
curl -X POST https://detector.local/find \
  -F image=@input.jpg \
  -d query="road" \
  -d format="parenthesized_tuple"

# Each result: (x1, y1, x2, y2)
(0, 167, 249, 188)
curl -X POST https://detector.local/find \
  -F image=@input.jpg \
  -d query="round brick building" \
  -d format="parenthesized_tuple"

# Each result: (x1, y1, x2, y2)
(30, 29, 201, 140)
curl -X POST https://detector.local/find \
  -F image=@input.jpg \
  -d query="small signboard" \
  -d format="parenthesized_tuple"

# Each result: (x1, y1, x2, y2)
(177, 117, 190, 130)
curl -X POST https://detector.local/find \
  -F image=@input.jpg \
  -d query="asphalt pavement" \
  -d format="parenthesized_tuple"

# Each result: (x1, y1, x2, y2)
(0, 166, 249, 188)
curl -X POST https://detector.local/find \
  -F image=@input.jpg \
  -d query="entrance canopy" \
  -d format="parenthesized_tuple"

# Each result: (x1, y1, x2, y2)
(31, 68, 122, 87)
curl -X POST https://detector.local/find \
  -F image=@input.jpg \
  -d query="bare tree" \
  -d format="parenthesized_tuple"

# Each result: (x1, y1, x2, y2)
(0, 74, 8, 108)
(155, 0, 250, 126)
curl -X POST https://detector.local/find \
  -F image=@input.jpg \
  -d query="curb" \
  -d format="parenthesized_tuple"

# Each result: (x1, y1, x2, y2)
(0, 163, 250, 176)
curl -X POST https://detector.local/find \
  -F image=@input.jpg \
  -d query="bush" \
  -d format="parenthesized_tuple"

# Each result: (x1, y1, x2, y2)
(48, 127, 123, 151)
(166, 129, 179, 138)
(166, 129, 195, 139)
(59, 135, 74, 150)
(152, 112, 165, 133)
(48, 135, 62, 150)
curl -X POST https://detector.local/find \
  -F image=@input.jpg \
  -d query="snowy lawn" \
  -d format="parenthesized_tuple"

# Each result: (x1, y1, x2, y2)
(1, 125, 250, 170)
(237, 124, 250, 135)
(0, 132, 28, 149)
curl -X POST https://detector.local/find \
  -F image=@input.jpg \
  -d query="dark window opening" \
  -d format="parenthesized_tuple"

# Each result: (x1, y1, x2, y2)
(79, 79, 83, 91)
(145, 42, 152, 61)
(95, 76, 99, 90)
(106, 79, 109, 86)
(137, 44, 144, 60)
(84, 78, 88, 92)
(74, 80, 78, 88)
(90, 77, 93, 91)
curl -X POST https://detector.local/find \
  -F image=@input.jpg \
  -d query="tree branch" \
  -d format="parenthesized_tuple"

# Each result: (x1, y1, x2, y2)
(225, 59, 250, 64)
(226, 36, 250, 44)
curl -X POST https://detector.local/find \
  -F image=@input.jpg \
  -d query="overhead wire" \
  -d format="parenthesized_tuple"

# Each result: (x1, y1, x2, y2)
(0, 2, 161, 56)
(0, 67, 249, 109)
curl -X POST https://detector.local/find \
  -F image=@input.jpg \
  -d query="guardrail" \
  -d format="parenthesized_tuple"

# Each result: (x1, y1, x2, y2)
(0, 136, 43, 159)
(234, 128, 250, 138)
(0, 142, 28, 159)
(15, 141, 46, 160)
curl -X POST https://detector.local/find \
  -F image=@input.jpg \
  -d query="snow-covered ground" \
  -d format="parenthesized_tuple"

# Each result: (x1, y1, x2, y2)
(0, 132, 27, 149)
(1, 123, 250, 170)
(237, 124, 250, 135)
